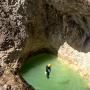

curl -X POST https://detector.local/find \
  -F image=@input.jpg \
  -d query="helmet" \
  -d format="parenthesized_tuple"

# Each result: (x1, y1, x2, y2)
(48, 64, 51, 67)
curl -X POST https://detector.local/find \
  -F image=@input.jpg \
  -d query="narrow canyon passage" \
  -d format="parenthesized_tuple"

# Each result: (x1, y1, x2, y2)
(20, 54, 88, 90)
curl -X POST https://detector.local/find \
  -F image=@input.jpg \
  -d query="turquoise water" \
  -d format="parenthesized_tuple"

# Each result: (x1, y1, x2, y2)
(20, 54, 89, 90)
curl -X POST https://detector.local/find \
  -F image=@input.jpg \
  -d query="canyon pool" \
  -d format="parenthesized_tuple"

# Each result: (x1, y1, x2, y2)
(20, 54, 89, 90)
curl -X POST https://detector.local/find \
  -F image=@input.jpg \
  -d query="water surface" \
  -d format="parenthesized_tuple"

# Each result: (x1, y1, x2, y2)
(21, 54, 88, 90)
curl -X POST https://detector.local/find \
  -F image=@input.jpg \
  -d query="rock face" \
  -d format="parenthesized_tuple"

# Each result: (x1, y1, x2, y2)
(0, 0, 90, 89)
(0, 0, 33, 89)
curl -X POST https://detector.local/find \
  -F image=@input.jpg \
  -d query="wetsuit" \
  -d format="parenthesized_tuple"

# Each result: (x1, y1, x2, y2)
(46, 65, 51, 79)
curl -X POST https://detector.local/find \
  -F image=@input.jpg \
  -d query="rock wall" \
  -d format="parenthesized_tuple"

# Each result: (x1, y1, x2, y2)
(0, 0, 33, 89)
(0, 0, 90, 89)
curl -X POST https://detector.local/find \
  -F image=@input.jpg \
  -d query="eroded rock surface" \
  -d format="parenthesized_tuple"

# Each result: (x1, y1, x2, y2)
(0, 0, 90, 89)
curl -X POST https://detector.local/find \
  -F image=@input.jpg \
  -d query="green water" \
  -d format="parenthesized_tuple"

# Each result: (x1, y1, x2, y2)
(20, 54, 89, 90)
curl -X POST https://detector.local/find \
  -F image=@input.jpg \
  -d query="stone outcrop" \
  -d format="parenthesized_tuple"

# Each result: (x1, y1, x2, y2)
(0, 0, 90, 89)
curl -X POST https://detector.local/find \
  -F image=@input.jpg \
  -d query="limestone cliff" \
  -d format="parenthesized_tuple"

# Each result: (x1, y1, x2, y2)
(0, 0, 90, 89)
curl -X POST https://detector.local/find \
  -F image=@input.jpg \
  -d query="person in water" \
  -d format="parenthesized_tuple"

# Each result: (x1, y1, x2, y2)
(45, 64, 52, 79)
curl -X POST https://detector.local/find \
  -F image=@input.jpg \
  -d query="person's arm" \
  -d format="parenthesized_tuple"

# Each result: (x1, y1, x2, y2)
(48, 67, 51, 73)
